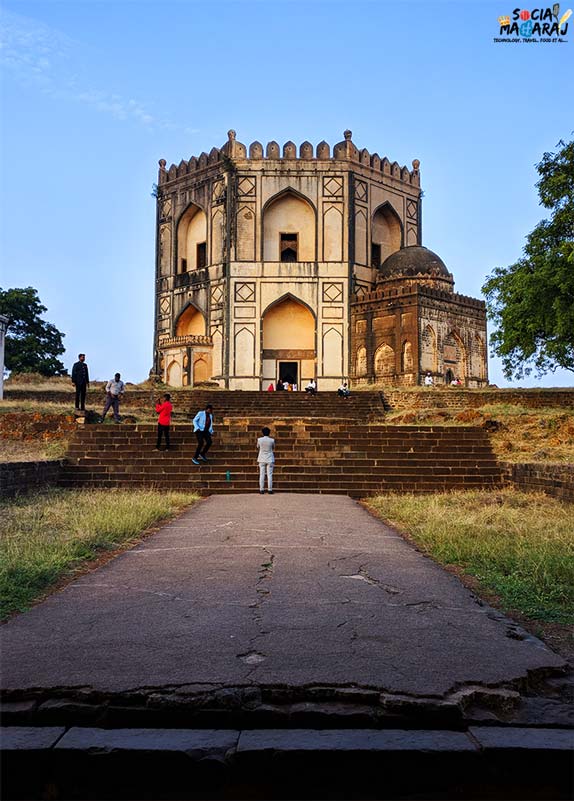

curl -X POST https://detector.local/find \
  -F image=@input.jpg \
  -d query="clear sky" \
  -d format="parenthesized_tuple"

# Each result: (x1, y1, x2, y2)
(1, 0, 573, 386)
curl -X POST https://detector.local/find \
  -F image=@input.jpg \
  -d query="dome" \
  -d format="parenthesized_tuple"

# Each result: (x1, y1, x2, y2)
(379, 246, 451, 280)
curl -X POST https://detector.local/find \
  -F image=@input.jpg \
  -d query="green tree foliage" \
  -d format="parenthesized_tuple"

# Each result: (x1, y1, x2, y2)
(482, 138, 574, 379)
(0, 287, 67, 376)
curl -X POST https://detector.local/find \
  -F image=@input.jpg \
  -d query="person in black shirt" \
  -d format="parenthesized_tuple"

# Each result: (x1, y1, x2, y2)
(71, 353, 89, 411)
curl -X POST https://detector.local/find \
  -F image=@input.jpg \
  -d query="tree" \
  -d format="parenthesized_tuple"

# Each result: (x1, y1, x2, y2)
(482, 138, 574, 379)
(0, 287, 67, 376)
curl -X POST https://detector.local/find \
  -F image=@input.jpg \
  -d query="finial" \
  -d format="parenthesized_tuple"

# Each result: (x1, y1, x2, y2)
(228, 129, 236, 141)
(344, 129, 352, 141)
(412, 159, 420, 171)
(158, 159, 166, 168)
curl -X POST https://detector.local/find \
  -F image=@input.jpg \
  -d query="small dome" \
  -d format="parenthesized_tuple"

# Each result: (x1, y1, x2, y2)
(379, 246, 451, 280)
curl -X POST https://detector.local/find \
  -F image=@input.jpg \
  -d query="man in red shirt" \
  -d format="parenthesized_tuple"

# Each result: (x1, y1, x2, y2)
(155, 393, 173, 451)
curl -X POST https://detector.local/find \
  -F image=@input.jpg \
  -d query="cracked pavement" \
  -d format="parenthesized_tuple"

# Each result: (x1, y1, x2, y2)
(0, 494, 566, 698)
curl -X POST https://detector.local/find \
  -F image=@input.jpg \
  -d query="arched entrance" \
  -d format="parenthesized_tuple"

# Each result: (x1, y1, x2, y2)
(262, 296, 315, 388)
(175, 305, 206, 336)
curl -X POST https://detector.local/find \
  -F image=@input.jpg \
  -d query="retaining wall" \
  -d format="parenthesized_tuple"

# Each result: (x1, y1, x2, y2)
(0, 460, 63, 498)
(502, 462, 574, 502)
(5, 386, 574, 411)
(383, 388, 574, 410)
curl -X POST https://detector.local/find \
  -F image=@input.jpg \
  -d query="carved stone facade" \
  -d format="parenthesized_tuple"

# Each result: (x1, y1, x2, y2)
(154, 130, 487, 389)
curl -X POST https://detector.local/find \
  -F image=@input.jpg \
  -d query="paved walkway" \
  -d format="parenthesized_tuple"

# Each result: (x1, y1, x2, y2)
(0, 494, 565, 698)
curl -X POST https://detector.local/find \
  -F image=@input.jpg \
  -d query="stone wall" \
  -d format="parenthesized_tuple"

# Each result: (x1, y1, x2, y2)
(0, 460, 63, 498)
(502, 462, 574, 502)
(383, 388, 574, 410)
(0, 411, 77, 440)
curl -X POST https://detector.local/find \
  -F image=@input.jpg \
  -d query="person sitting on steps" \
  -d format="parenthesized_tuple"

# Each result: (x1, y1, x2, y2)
(337, 382, 350, 399)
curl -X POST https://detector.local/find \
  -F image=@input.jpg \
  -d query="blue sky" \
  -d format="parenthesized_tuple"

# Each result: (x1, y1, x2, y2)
(1, 0, 573, 386)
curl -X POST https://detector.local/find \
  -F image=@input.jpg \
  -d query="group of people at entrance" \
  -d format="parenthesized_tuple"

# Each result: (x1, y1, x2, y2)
(267, 378, 349, 397)
(271, 378, 298, 391)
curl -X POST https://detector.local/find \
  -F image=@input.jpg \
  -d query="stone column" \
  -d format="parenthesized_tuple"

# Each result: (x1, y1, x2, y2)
(0, 314, 8, 400)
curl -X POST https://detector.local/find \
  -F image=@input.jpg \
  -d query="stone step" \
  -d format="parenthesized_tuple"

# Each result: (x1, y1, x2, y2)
(3, 725, 570, 800)
(62, 420, 500, 495)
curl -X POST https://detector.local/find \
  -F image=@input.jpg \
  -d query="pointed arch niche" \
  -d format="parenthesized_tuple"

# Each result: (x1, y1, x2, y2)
(355, 346, 367, 377)
(262, 190, 316, 261)
(262, 295, 315, 351)
(167, 360, 182, 387)
(371, 202, 402, 266)
(420, 325, 438, 373)
(177, 203, 207, 272)
(175, 305, 206, 337)
(444, 331, 466, 381)
(374, 343, 395, 377)
(401, 340, 414, 373)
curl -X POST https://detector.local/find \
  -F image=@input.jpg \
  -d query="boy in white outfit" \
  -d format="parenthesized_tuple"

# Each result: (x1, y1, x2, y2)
(257, 426, 275, 494)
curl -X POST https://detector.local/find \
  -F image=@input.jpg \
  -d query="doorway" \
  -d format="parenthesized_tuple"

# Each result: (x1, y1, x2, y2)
(279, 361, 298, 385)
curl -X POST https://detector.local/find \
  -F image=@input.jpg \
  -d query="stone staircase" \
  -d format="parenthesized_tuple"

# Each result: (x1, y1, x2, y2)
(61, 413, 502, 497)
(172, 390, 386, 421)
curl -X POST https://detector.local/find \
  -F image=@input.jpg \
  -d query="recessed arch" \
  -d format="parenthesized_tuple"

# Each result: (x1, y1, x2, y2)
(262, 188, 317, 261)
(355, 346, 367, 377)
(166, 359, 182, 387)
(371, 202, 403, 266)
(175, 303, 206, 337)
(420, 324, 438, 373)
(401, 340, 414, 373)
(176, 202, 208, 272)
(472, 333, 486, 379)
(262, 294, 315, 350)
(193, 354, 210, 384)
(444, 330, 467, 381)
(374, 343, 394, 377)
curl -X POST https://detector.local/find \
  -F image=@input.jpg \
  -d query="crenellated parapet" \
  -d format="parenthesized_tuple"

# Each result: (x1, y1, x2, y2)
(353, 285, 487, 310)
(158, 130, 421, 188)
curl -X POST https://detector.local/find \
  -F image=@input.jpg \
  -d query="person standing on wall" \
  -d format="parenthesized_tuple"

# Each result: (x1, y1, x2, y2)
(71, 353, 89, 411)
(192, 403, 214, 465)
(101, 373, 125, 423)
(257, 426, 275, 494)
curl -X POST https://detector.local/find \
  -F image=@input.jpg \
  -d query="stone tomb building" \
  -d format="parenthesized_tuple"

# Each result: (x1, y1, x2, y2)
(154, 130, 488, 389)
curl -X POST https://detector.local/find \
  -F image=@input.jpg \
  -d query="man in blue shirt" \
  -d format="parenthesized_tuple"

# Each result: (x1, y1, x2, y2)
(192, 403, 214, 465)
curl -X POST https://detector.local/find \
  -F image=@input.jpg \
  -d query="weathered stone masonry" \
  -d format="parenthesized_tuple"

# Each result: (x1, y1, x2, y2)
(153, 130, 488, 390)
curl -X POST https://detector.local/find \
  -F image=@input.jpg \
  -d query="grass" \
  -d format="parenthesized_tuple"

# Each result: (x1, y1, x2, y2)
(0, 400, 75, 414)
(0, 439, 69, 463)
(366, 489, 574, 624)
(479, 405, 574, 463)
(0, 488, 198, 619)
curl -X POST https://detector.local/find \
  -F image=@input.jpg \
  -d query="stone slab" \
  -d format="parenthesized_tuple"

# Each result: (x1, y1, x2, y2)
(1, 726, 65, 750)
(469, 726, 574, 751)
(55, 727, 239, 756)
(237, 728, 476, 752)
